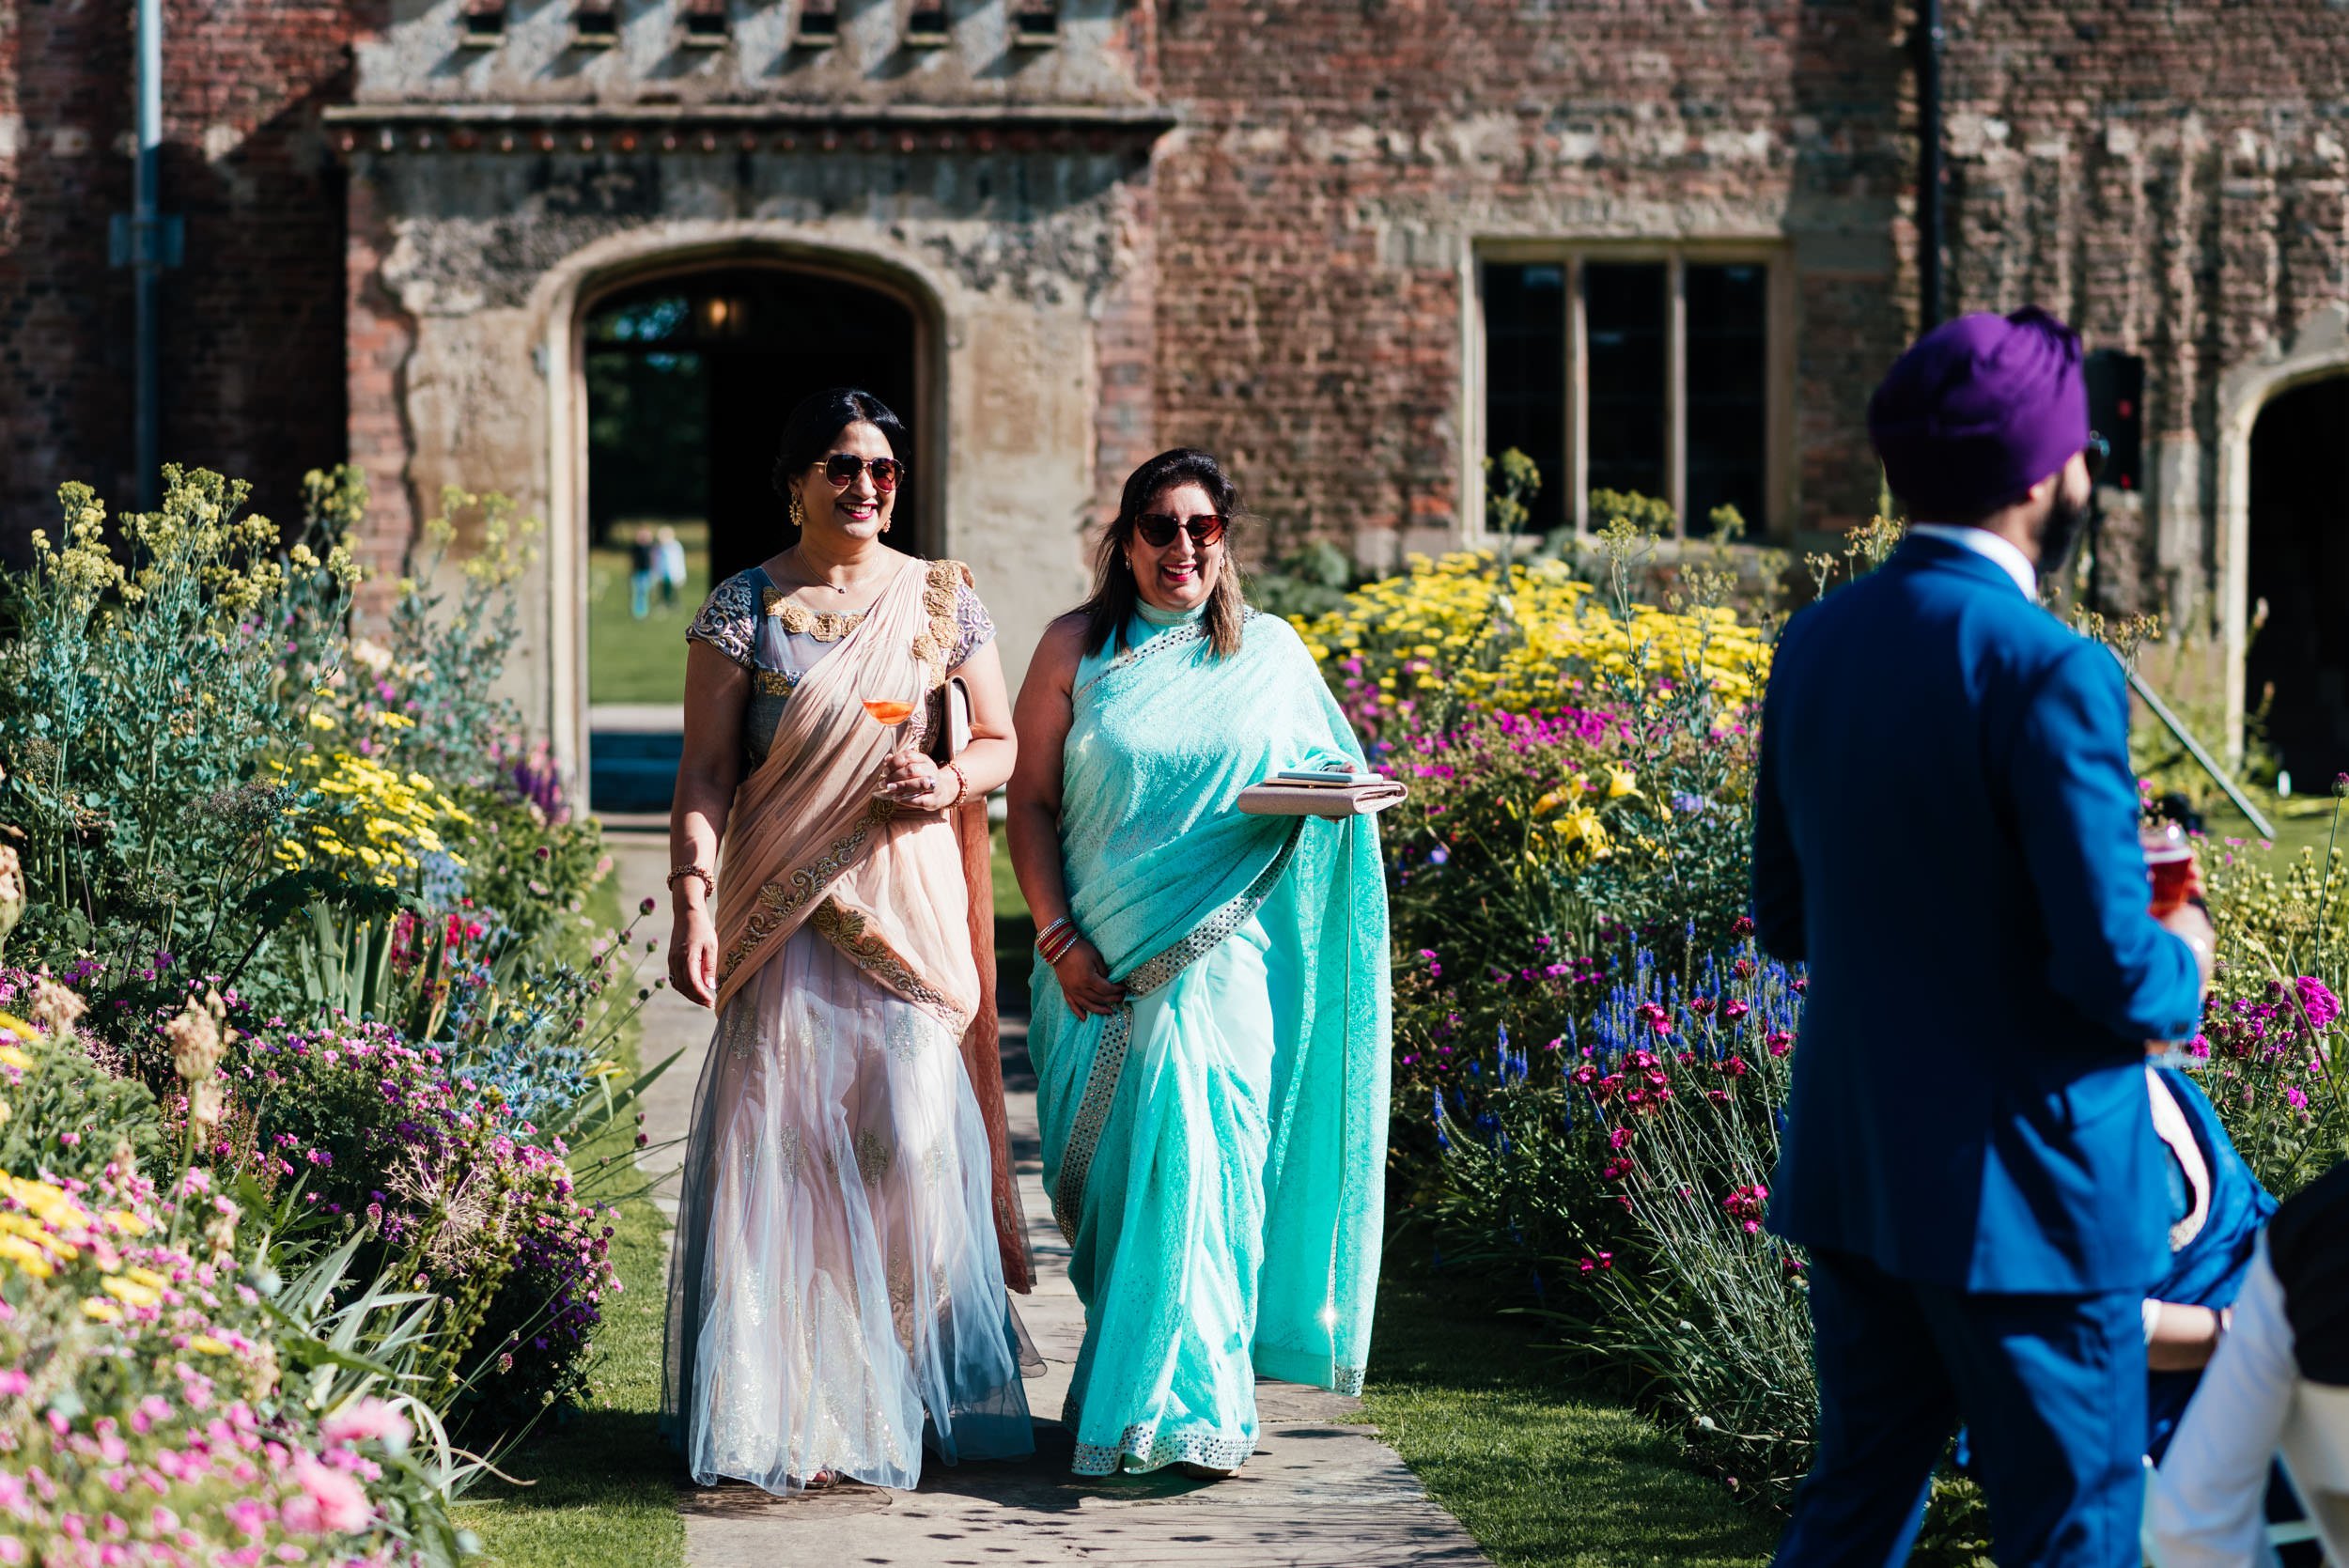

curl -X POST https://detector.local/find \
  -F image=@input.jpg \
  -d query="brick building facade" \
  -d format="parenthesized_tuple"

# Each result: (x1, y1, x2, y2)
(5, 1, 2348, 779)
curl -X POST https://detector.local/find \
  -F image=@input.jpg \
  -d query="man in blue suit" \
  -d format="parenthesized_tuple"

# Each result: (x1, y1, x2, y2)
(1753, 306, 2217, 1567)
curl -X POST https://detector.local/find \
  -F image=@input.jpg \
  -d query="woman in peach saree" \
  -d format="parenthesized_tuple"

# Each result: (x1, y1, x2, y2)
(659, 389, 1033, 1494)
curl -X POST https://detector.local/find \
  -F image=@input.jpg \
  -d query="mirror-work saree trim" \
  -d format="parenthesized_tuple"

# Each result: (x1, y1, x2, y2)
(1050, 819, 1305, 1245)
(1031, 606, 1391, 1478)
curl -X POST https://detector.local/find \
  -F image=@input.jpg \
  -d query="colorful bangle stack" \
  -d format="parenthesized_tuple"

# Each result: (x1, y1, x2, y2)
(1035, 916, 1080, 965)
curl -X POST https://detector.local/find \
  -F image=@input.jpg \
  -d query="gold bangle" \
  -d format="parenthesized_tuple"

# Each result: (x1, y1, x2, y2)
(664, 865, 715, 900)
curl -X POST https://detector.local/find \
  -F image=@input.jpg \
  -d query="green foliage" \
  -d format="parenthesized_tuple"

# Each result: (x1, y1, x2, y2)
(0, 468, 365, 1008)
(1249, 538, 1367, 621)
(366, 489, 543, 793)
(0, 991, 161, 1185)
(1486, 448, 1544, 539)
(1587, 488, 1677, 538)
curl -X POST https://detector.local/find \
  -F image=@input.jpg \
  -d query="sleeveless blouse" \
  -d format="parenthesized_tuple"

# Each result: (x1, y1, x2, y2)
(688, 562, 995, 766)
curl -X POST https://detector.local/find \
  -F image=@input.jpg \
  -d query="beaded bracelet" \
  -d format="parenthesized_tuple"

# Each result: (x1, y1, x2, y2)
(664, 865, 715, 901)
(945, 762, 969, 808)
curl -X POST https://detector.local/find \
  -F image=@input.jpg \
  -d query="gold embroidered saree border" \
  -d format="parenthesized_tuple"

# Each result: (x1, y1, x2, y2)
(809, 896, 974, 1040)
(715, 799, 898, 990)
(1047, 817, 1307, 1245)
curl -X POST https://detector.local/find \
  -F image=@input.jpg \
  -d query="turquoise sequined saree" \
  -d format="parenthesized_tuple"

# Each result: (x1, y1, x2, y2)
(1030, 604, 1391, 1477)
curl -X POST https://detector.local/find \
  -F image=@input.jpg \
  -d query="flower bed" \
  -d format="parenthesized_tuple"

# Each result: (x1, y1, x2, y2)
(0, 469, 666, 1563)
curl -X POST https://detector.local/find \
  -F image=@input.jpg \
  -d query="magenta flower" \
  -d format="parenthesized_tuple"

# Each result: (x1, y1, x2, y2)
(2295, 977, 2341, 1033)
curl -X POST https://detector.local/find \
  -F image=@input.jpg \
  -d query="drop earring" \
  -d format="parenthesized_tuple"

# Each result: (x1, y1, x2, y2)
(788, 491, 805, 529)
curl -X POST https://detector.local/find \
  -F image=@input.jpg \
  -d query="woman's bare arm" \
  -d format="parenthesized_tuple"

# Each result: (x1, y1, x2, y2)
(668, 641, 748, 1007)
(1007, 616, 1124, 1017)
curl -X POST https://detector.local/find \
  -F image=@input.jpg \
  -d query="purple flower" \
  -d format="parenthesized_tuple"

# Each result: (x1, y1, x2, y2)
(2295, 977, 2341, 1033)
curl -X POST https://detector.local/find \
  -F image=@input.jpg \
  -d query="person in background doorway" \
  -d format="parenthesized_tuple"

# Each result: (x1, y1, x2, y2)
(629, 525, 658, 619)
(657, 524, 689, 608)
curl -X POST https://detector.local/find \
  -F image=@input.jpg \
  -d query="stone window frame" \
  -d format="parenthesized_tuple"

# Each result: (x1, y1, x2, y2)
(1469, 239, 1796, 541)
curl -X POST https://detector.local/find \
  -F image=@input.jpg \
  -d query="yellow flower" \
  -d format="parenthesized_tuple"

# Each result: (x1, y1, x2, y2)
(0, 1045, 30, 1071)
(81, 1298, 124, 1323)
(0, 1234, 53, 1278)
(1607, 767, 1640, 800)
(104, 1209, 150, 1236)
(188, 1335, 235, 1355)
(101, 1275, 163, 1309)
(308, 710, 338, 730)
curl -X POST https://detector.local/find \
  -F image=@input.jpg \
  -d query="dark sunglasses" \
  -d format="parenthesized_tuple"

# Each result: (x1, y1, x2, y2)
(2083, 431, 2108, 483)
(1134, 511, 1227, 549)
(820, 453, 904, 491)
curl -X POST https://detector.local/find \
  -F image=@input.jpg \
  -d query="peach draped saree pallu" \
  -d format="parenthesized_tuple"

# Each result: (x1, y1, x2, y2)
(661, 557, 1034, 1495)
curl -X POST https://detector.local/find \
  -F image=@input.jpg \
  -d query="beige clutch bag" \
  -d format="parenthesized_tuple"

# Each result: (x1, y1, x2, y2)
(1237, 772, 1408, 818)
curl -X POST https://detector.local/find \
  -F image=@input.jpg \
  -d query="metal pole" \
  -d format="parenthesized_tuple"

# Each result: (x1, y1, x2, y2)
(1917, 0, 1945, 330)
(2123, 657, 2279, 842)
(133, 0, 163, 509)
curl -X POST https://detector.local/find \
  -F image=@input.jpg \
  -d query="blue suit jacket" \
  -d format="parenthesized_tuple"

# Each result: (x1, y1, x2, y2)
(1753, 533, 2203, 1294)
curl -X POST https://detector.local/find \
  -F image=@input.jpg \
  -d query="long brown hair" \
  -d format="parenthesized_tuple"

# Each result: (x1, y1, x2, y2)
(1078, 448, 1248, 659)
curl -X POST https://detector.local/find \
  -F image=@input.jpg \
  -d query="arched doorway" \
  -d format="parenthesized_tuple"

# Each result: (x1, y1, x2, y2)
(2246, 376, 2349, 788)
(580, 265, 922, 814)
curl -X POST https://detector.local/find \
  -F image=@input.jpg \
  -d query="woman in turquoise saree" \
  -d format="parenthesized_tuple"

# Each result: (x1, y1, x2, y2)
(1007, 448, 1391, 1479)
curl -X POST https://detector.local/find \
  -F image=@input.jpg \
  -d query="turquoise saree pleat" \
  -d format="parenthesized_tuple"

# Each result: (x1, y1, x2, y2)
(1030, 607, 1391, 1476)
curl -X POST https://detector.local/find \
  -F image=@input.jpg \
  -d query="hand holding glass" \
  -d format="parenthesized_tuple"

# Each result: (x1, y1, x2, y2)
(864, 696, 927, 804)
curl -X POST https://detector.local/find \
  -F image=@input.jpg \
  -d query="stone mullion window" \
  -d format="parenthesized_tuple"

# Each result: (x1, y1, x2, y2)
(1481, 244, 1781, 541)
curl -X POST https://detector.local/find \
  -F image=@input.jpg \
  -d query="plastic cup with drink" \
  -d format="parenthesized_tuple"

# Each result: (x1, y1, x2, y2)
(2142, 819, 2202, 1068)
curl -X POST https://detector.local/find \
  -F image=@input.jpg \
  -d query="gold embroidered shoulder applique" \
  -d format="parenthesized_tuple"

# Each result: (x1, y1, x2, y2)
(910, 559, 972, 686)
(760, 586, 868, 642)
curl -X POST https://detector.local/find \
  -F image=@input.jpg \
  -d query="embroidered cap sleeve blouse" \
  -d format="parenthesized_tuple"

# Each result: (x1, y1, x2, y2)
(688, 564, 996, 766)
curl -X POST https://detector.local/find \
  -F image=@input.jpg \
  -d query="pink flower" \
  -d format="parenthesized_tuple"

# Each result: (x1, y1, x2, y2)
(280, 1455, 370, 1535)
(2295, 977, 2341, 1033)
(0, 1371, 26, 1397)
(1721, 1183, 1770, 1232)
(320, 1398, 411, 1451)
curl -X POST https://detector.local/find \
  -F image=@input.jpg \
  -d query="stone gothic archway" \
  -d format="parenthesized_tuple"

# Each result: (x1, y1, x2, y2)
(2216, 303, 2349, 769)
(529, 230, 952, 814)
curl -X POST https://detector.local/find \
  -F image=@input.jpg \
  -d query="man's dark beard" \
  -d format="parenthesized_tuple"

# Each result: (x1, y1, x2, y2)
(2037, 488, 2092, 581)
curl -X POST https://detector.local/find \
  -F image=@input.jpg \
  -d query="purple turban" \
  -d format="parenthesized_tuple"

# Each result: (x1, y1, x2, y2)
(1867, 306, 2090, 520)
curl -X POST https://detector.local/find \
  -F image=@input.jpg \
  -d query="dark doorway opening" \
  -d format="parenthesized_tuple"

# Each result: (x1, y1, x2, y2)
(2247, 376, 2349, 788)
(581, 266, 921, 813)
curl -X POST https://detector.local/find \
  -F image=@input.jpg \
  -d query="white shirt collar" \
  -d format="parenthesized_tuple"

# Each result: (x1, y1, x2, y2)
(1906, 523, 2038, 600)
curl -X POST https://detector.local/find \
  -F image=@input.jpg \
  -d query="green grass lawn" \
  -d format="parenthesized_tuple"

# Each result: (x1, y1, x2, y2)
(454, 879, 686, 1568)
(589, 521, 709, 706)
(1362, 1276, 1779, 1568)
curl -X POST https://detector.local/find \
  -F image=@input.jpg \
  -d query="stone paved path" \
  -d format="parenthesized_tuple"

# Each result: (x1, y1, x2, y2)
(613, 831, 1488, 1568)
